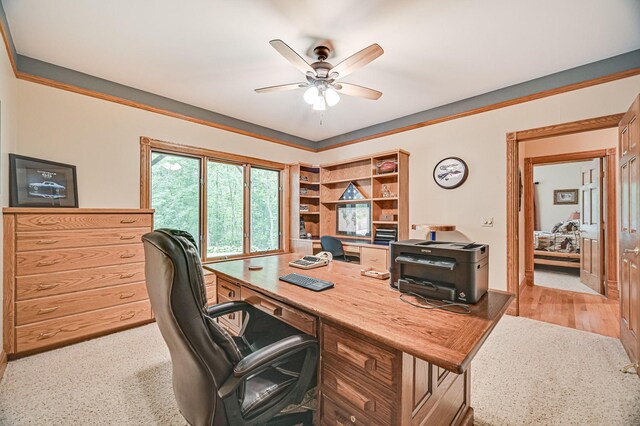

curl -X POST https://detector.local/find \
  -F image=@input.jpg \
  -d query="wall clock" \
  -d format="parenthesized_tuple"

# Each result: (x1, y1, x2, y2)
(433, 157, 468, 189)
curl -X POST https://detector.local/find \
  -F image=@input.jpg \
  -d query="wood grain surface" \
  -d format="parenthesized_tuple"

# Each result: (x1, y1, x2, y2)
(205, 254, 513, 373)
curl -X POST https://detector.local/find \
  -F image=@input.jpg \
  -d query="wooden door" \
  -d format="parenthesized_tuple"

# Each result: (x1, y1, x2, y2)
(580, 158, 604, 293)
(619, 94, 640, 375)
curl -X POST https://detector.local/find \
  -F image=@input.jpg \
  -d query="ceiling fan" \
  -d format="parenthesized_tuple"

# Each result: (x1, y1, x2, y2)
(255, 39, 384, 110)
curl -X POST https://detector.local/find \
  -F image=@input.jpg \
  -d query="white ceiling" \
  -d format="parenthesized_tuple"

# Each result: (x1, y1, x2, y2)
(4, 0, 640, 141)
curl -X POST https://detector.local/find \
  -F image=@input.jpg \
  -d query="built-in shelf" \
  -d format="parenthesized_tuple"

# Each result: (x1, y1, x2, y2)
(300, 180, 320, 185)
(322, 199, 371, 204)
(321, 176, 371, 185)
(372, 172, 398, 179)
(372, 221, 398, 224)
(372, 197, 399, 201)
(336, 235, 372, 241)
(300, 212, 320, 215)
(300, 195, 320, 199)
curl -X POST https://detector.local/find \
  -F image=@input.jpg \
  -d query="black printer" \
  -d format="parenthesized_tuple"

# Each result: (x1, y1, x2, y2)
(390, 240, 489, 304)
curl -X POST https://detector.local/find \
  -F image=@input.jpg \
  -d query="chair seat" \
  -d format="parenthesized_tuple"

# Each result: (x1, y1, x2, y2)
(241, 367, 297, 418)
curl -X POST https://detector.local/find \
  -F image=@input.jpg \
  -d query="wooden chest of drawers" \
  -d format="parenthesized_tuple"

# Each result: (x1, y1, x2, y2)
(3, 208, 154, 356)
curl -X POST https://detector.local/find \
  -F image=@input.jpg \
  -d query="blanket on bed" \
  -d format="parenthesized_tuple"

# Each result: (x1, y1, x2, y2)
(534, 219, 580, 253)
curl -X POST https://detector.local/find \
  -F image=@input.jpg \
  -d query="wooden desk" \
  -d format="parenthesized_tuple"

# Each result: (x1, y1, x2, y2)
(290, 238, 390, 270)
(204, 254, 512, 426)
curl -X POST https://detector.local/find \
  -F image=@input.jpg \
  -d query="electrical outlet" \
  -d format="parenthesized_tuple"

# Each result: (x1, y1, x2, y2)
(482, 217, 494, 227)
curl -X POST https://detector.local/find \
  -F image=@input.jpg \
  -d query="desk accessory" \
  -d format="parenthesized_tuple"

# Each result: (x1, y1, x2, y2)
(360, 267, 390, 280)
(289, 252, 332, 270)
(248, 265, 263, 271)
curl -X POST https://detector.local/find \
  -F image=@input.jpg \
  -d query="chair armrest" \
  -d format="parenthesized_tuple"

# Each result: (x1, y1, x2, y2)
(234, 334, 317, 377)
(218, 334, 318, 399)
(206, 301, 250, 318)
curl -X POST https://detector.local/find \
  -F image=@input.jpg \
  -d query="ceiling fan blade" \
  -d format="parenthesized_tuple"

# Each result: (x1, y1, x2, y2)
(330, 44, 383, 80)
(269, 39, 316, 76)
(255, 83, 307, 94)
(335, 83, 382, 100)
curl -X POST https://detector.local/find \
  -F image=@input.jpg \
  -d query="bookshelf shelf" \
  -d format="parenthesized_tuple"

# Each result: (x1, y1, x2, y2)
(321, 176, 371, 185)
(322, 199, 371, 204)
(372, 221, 398, 224)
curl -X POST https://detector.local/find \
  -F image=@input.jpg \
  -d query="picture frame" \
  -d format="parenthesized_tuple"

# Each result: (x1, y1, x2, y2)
(9, 154, 78, 207)
(553, 189, 578, 205)
(433, 157, 468, 189)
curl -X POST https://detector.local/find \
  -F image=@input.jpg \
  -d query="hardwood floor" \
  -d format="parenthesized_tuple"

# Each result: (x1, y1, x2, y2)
(519, 284, 620, 338)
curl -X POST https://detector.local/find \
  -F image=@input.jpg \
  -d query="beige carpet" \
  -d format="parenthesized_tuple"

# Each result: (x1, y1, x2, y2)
(534, 266, 599, 295)
(0, 316, 638, 425)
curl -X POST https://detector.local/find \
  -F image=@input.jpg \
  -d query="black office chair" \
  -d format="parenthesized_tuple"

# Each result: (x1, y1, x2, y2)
(142, 229, 318, 426)
(320, 236, 360, 263)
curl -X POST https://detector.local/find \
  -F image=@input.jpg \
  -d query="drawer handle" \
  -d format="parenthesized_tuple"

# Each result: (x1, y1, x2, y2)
(37, 259, 60, 267)
(336, 341, 377, 371)
(120, 235, 136, 240)
(120, 312, 136, 321)
(37, 330, 60, 340)
(225, 289, 235, 298)
(335, 414, 356, 425)
(259, 300, 283, 317)
(38, 306, 60, 314)
(37, 283, 59, 290)
(35, 219, 60, 225)
(120, 253, 136, 259)
(119, 292, 136, 299)
(228, 312, 236, 320)
(37, 239, 59, 245)
(335, 375, 375, 412)
(120, 219, 137, 224)
(119, 273, 135, 279)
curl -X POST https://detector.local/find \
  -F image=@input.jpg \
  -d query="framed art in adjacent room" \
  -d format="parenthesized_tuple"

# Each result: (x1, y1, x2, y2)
(9, 154, 78, 207)
(553, 189, 578, 205)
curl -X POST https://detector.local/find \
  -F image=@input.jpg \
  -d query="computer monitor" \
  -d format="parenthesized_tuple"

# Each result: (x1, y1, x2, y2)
(336, 203, 371, 237)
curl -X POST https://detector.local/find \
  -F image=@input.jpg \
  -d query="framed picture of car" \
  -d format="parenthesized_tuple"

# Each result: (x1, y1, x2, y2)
(9, 154, 78, 207)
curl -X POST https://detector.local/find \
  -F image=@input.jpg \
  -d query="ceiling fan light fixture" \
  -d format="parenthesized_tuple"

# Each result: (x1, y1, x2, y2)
(303, 86, 319, 104)
(325, 87, 340, 106)
(312, 96, 326, 111)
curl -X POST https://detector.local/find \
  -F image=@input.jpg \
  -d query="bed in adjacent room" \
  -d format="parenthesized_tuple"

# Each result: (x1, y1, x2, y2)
(533, 219, 581, 269)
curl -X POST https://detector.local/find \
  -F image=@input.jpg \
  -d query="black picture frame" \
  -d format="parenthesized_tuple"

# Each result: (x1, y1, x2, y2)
(9, 154, 79, 208)
(336, 203, 371, 237)
(433, 157, 469, 189)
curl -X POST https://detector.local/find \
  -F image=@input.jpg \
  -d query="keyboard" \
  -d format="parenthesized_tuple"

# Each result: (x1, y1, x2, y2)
(279, 273, 335, 292)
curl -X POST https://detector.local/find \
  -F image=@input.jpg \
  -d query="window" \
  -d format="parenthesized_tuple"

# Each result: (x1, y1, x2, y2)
(143, 138, 286, 260)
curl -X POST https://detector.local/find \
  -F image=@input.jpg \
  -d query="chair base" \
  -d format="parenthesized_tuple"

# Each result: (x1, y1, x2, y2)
(267, 410, 314, 426)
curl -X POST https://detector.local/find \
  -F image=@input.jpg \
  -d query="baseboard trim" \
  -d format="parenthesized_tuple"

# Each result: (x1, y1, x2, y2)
(0, 350, 7, 382)
(520, 276, 528, 293)
(606, 279, 619, 301)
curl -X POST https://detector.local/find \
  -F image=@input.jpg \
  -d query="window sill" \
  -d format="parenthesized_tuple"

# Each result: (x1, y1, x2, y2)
(203, 250, 285, 264)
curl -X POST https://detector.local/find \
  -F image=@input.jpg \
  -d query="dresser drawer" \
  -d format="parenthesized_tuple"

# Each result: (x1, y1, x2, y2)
(322, 324, 397, 388)
(15, 300, 152, 353)
(16, 262, 145, 300)
(322, 394, 373, 426)
(359, 247, 388, 271)
(242, 287, 317, 337)
(16, 244, 145, 275)
(16, 228, 149, 252)
(322, 366, 392, 425)
(15, 213, 152, 231)
(16, 282, 148, 325)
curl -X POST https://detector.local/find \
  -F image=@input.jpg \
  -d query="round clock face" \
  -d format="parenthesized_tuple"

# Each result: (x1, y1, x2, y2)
(433, 157, 468, 189)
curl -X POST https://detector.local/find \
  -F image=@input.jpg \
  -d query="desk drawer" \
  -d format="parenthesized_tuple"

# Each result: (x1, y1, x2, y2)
(16, 213, 152, 231)
(322, 324, 397, 388)
(360, 247, 388, 270)
(16, 282, 148, 325)
(15, 300, 151, 353)
(322, 366, 392, 425)
(322, 394, 372, 426)
(217, 279, 241, 300)
(242, 287, 317, 337)
(206, 285, 216, 306)
(217, 293, 242, 332)
(16, 228, 149, 252)
(16, 244, 145, 275)
(16, 262, 145, 300)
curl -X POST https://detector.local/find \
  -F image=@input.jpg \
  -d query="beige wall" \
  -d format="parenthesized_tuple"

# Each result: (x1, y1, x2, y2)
(16, 80, 316, 208)
(315, 76, 639, 290)
(0, 48, 18, 348)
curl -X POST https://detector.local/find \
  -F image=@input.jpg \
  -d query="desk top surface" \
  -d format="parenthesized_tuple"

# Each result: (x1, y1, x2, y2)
(204, 253, 513, 373)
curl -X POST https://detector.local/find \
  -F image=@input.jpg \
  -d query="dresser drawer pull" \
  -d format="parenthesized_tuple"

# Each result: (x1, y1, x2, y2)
(120, 253, 136, 259)
(119, 235, 136, 240)
(119, 273, 135, 279)
(119, 292, 136, 299)
(35, 219, 61, 226)
(120, 219, 137, 224)
(37, 259, 60, 267)
(37, 239, 59, 245)
(37, 283, 59, 290)
(335, 376, 375, 412)
(336, 341, 377, 371)
(120, 312, 136, 321)
(37, 330, 60, 340)
(38, 306, 60, 314)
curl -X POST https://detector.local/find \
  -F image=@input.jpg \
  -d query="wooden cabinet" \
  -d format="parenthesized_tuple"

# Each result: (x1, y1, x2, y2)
(3, 208, 154, 356)
(360, 246, 388, 270)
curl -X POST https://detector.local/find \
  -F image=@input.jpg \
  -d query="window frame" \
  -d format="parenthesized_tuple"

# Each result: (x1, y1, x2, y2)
(141, 137, 289, 261)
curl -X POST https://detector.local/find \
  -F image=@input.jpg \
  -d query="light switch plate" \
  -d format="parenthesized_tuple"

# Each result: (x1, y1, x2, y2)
(482, 217, 494, 227)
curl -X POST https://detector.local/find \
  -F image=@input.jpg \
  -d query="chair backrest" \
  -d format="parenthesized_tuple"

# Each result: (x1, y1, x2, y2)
(142, 229, 238, 426)
(320, 235, 345, 259)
